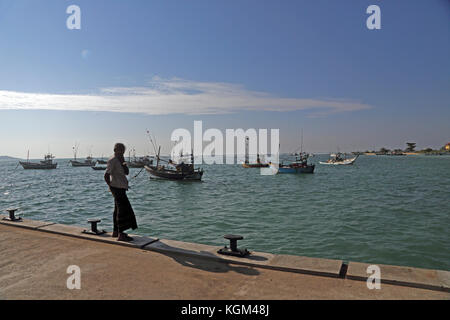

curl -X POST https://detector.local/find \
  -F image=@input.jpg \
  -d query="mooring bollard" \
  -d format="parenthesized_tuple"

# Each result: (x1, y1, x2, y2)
(339, 261, 349, 279)
(217, 234, 250, 257)
(82, 218, 106, 235)
(3, 208, 22, 222)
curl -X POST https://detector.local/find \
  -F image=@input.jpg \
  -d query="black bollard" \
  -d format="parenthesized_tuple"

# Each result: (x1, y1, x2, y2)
(217, 234, 250, 257)
(3, 208, 22, 222)
(82, 218, 106, 235)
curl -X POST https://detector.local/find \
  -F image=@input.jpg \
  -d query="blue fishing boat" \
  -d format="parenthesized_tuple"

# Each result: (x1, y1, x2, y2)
(277, 164, 315, 174)
(271, 153, 315, 174)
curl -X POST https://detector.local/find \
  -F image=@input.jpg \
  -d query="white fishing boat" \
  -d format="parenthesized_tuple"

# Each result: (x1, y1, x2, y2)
(70, 156, 96, 167)
(319, 153, 358, 165)
(70, 143, 96, 167)
(96, 155, 107, 164)
(19, 152, 57, 169)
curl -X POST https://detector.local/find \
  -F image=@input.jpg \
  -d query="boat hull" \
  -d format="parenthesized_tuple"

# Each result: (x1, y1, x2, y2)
(319, 156, 358, 165)
(70, 160, 95, 167)
(19, 161, 57, 170)
(91, 166, 106, 171)
(183, 171, 204, 180)
(242, 163, 269, 168)
(277, 164, 315, 174)
(144, 165, 203, 181)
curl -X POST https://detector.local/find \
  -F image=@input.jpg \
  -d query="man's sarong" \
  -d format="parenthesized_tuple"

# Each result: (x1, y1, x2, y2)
(110, 186, 138, 233)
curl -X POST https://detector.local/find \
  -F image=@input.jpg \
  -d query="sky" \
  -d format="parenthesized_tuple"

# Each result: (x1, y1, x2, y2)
(0, 0, 449, 158)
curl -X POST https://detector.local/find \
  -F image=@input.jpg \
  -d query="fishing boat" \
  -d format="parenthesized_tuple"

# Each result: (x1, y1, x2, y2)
(144, 147, 203, 181)
(269, 130, 315, 174)
(70, 156, 96, 167)
(242, 137, 269, 168)
(19, 152, 57, 170)
(242, 154, 269, 168)
(145, 164, 203, 180)
(319, 153, 358, 165)
(96, 156, 107, 165)
(91, 165, 106, 171)
(127, 156, 153, 168)
(70, 143, 96, 167)
(271, 153, 315, 174)
(126, 149, 153, 168)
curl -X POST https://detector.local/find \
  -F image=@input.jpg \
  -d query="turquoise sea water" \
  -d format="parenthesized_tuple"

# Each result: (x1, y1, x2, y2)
(1, 155, 449, 271)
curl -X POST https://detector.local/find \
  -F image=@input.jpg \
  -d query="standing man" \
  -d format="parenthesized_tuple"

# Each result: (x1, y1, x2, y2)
(104, 143, 138, 241)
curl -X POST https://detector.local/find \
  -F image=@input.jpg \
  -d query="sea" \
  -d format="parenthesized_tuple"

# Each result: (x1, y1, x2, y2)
(1, 154, 449, 271)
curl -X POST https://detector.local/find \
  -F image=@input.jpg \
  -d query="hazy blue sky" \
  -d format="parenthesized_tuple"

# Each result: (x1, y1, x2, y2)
(0, 0, 449, 158)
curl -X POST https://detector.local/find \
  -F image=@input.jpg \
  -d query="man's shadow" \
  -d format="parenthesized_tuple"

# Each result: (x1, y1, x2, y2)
(148, 242, 266, 276)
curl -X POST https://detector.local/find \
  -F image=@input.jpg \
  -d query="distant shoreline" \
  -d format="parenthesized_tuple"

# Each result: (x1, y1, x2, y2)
(0, 156, 20, 160)
(2, 152, 450, 161)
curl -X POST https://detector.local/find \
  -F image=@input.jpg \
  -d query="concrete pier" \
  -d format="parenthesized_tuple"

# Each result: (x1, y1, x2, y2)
(0, 216, 448, 300)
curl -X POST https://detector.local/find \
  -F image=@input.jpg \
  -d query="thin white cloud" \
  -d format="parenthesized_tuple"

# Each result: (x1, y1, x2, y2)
(0, 78, 371, 116)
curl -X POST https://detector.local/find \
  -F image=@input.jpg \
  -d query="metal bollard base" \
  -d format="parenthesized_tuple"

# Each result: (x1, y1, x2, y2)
(82, 229, 107, 236)
(217, 246, 250, 257)
(2, 216, 22, 222)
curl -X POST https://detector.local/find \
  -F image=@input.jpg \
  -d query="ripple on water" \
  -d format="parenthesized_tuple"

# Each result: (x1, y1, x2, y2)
(0, 156, 449, 270)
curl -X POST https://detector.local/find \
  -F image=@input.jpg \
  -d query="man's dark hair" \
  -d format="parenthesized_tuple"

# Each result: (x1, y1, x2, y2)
(114, 143, 126, 152)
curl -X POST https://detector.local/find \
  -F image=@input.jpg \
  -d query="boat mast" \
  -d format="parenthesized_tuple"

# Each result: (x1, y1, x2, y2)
(27, 150, 29, 163)
(73, 143, 79, 161)
(156, 146, 161, 167)
(300, 128, 303, 155)
(245, 137, 249, 164)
